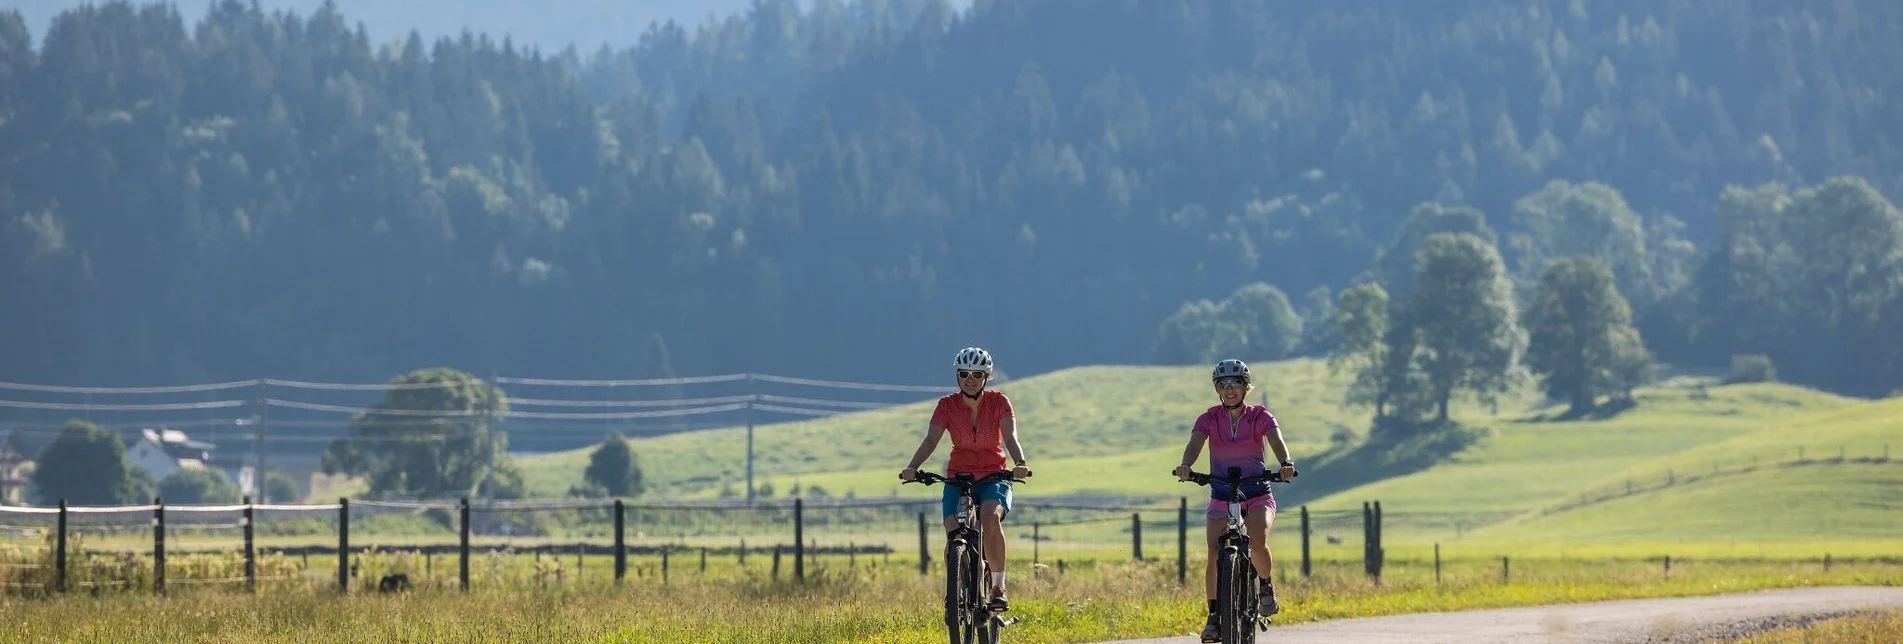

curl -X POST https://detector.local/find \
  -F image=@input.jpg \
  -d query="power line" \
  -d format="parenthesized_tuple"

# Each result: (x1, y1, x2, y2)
(492, 374, 749, 387)
(0, 372, 943, 395)
(0, 399, 248, 412)
(0, 380, 259, 394)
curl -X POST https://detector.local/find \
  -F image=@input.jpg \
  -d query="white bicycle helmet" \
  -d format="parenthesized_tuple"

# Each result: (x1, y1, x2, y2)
(953, 347, 994, 373)
(1212, 359, 1251, 383)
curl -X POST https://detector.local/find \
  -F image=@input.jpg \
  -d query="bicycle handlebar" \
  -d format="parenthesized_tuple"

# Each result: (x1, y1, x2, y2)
(1175, 466, 1295, 487)
(903, 470, 1030, 487)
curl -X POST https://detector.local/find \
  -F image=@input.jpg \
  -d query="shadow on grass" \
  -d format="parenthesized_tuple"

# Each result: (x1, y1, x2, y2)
(1511, 398, 1641, 423)
(1277, 418, 1485, 507)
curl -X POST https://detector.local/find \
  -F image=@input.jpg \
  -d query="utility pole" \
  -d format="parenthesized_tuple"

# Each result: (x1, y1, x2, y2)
(485, 371, 499, 505)
(253, 380, 269, 503)
(745, 373, 756, 506)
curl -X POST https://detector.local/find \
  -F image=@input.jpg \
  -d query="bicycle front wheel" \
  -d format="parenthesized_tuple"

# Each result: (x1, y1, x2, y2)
(1216, 546, 1242, 644)
(945, 541, 967, 644)
(1239, 552, 1258, 644)
(962, 548, 986, 644)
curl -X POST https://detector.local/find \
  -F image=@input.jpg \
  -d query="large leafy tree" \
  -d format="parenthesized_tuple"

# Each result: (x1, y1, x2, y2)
(1522, 257, 1651, 415)
(1372, 203, 1499, 302)
(30, 420, 152, 505)
(1508, 180, 1660, 309)
(321, 368, 512, 499)
(1329, 282, 1394, 417)
(1153, 299, 1243, 365)
(1695, 178, 1903, 394)
(1404, 233, 1526, 423)
(1222, 282, 1304, 361)
(1153, 282, 1302, 364)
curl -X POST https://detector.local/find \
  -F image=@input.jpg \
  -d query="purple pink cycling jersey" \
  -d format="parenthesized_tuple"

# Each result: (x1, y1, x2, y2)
(1191, 404, 1279, 477)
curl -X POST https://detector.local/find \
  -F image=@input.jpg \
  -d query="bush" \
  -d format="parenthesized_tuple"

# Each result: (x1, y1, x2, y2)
(1725, 354, 1777, 384)
(583, 432, 643, 497)
(567, 482, 611, 498)
(157, 469, 241, 504)
(263, 470, 302, 503)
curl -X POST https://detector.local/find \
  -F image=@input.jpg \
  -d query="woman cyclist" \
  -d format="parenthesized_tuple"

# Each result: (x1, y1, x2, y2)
(899, 346, 1032, 612)
(1173, 359, 1296, 642)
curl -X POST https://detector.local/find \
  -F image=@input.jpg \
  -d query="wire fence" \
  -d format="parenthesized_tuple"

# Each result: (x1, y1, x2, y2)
(14, 492, 1873, 599)
(1, 494, 1418, 595)
(1543, 444, 1896, 517)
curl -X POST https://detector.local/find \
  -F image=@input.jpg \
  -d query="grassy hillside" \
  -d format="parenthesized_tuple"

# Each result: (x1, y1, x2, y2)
(1297, 383, 1855, 518)
(1465, 394, 1903, 547)
(519, 359, 1375, 497)
(1472, 462, 1902, 544)
(515, 361, 1899, 557)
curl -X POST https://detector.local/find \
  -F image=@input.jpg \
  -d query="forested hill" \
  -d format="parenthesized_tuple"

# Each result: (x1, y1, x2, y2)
(1, 0, 1900, 395)
(3, 0, 762, 50)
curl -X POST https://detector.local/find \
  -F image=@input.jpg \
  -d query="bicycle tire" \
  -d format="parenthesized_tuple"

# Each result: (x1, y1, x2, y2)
(1215, 545, 1241, 644)
(962, 544, 985, 644)
(945, 539, 967, 644)
(1239, 551, 1258, 644)
(976, 555, 998, 644)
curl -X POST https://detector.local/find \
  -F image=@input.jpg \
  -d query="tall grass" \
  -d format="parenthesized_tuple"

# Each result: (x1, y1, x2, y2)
(4, 555, 1897, 643)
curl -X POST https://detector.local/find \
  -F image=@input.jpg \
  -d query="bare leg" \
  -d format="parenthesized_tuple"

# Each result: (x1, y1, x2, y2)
(1203, 516, 1225, 599)
(981, 500, 1006, 577)
(1245, 505, 1275, 580)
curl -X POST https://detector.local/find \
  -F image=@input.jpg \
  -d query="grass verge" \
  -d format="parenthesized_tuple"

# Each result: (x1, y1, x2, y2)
(3, 557, 1896, 643)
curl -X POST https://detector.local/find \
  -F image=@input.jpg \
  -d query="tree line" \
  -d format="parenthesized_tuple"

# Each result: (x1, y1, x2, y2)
(1168, 175, 1902, 433)
(1, 0, 1900, 397)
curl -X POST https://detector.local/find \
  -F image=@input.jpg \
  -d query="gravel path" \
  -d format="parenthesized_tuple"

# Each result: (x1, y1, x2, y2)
(1090, 586, 1903, 644)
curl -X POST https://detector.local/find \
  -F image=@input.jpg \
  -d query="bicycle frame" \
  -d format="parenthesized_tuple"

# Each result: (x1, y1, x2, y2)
(906, 470, 1027, 644)
(1180, 466, 1293, 644)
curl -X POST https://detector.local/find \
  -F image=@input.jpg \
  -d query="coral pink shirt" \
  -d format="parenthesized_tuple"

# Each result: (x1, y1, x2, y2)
(929, 390, 1014, 476)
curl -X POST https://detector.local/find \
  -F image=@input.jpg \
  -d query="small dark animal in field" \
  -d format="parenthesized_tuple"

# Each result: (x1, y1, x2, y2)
(378, 573, 413, 593)
(1326, 534, 1343, 545)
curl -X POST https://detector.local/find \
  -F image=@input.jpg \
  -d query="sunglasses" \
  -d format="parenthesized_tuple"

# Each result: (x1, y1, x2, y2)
(957, 370, 988, 380)
(1215, 377, 1249, 389)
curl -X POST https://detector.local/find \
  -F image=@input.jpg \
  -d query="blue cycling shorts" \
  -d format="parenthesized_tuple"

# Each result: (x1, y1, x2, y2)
(941, 478, 1013, 520)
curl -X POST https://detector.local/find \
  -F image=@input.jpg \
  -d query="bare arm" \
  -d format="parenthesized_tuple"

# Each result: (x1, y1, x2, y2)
(1175, 432, 1208, 479)
(1266, 423, 1292, 466)
(1000, 416, 1027, 465)
(903, 424, 948, 472)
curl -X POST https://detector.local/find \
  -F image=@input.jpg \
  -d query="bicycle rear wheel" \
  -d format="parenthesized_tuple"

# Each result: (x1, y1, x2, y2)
(973, 556, 999, 644)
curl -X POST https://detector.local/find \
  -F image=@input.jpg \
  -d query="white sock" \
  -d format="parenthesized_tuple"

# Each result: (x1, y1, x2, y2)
(992, 571, 1005, 589)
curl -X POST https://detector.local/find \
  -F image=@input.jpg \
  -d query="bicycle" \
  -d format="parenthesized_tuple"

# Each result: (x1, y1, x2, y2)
(905, 470, 1029, 644)
(1178, 466, 1295, 644)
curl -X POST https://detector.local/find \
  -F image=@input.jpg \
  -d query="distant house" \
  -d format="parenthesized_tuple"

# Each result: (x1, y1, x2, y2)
(0, 429, 29, 505)
(125, 428, 217, 482)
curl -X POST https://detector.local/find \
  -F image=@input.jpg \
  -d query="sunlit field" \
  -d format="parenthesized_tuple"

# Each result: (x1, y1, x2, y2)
(5, 541, 1899, 643)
